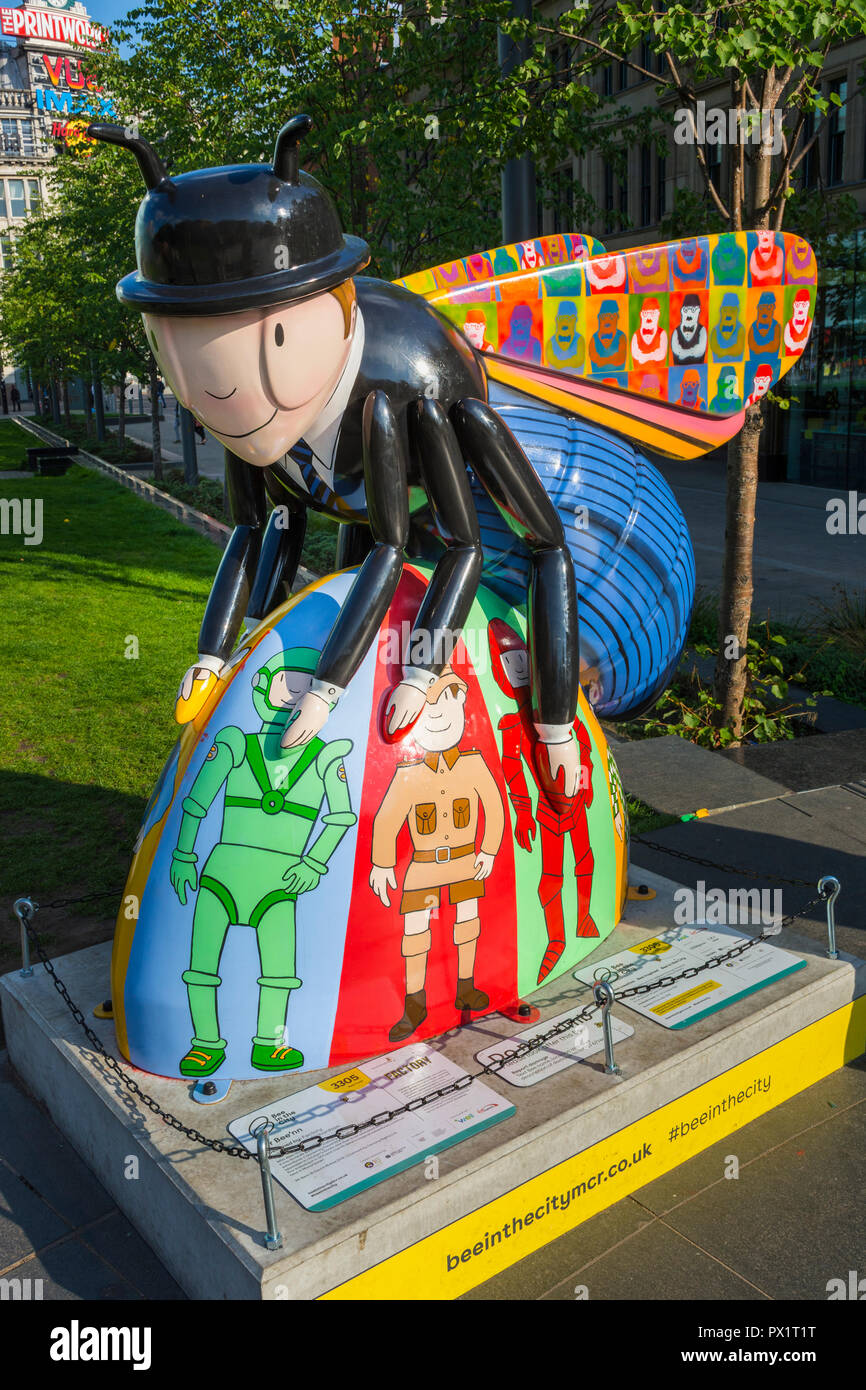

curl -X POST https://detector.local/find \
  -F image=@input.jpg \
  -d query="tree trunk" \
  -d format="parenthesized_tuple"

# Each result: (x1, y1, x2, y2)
(62, 379, 71, 427)
(117, 372, 127, 449)
(91, 357, 106, 442)
(148, 360, 163, 480)
(713, 401, 764, 740)
(50, 377, 61, 427)
(82, 375, 94, 437)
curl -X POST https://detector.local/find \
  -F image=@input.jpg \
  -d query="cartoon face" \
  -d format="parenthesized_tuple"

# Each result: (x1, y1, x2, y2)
(547, 240, 564, 266)
(520, 241, 540, 270)
(756, 230, 775, 255)
(756, 298, 776, 330)
(553, 304, 578, 347)
(463, 315, 487, 349)
(500, 647, 530, 689)
(791, 295, 810, 331)
(510, 304, 534, 340)
(717, 369, 739, 401)
(414, 682, 467, 751)
(719, 299, 739, 333)
(679, 301, 701, 335)
(750, 365, 773, 399)
(268, 669, 314, 709)
(143, 289, 354, 468)
(639, 305, 660, 339)
(679, 372, 700, 406)
(598, 308, 619, 340)
(638, 372, 662, 397)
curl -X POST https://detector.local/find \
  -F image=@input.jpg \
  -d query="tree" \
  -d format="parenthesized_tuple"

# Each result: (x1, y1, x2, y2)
(85, 0, 632, 277)
(538, 0, 866, 739)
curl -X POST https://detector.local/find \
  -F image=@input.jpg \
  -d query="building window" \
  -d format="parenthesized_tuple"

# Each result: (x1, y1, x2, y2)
(1, 118, 20, 156)
(553, 166, 574, 233)
(603, 160, 614, 232)
(0, 231, 14, 270)
(707, 139, 722, 193)
(801, 112, 818, 187)
(827, 77, 847, 186)
(640, 38, 654, 74)
(27, 178, 40, 213)
(602, 64, 613, 97)
(7, 178, 26, 218)
(656, 151, 668, 221)
(618, 60, 628, 91)
(0, 182, 6, 218)
(640, 145, 652, 226)
(550, 43, 570, 88)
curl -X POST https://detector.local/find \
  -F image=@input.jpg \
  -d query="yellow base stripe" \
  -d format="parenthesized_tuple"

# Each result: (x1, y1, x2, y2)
(321, 995, 866, 1300)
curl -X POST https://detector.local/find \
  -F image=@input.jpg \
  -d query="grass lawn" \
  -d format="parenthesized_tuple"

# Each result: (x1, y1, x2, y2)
(0, 465, 217, 969)
(0, 416, 29, 470)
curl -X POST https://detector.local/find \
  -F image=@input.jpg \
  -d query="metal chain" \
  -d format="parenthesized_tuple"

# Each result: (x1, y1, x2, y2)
(632, 835, 817, 887)
(30, 888, 119, 913)
(14, 890, 822, 1163)
(267, 892, 822, 1157)
(17, 906, 254, 1160)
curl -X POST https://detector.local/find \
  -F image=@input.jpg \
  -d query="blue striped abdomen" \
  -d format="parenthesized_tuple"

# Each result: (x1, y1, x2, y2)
(473, 399, 695, 719)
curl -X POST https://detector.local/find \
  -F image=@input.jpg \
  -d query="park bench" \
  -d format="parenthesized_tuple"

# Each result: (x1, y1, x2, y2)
(25, 445, 77, 476)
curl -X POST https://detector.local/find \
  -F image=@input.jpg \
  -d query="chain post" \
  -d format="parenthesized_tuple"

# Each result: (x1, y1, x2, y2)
(13, 898, 37, 977)
(592, 980, 621, 1076)
(253, 1120, 283, 1251)
(818, 877, 841, 960)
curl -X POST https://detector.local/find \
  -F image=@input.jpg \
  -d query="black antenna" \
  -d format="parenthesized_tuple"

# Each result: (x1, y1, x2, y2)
(273, 114, 312, 184)
(86, 123, 169, 190)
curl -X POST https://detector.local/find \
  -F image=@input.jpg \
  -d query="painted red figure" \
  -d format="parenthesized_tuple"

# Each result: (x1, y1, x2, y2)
(488, 619, 598, 984)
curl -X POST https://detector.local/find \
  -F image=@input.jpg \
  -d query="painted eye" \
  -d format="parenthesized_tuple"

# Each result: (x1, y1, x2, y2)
(275, 323, 284, 347)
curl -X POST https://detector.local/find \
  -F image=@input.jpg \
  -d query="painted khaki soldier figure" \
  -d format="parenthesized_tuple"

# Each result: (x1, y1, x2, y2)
(370, 666, 505, 1042)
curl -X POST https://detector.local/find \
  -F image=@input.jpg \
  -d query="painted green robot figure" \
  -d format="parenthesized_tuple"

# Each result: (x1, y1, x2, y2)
(169, 649, 357, 1077)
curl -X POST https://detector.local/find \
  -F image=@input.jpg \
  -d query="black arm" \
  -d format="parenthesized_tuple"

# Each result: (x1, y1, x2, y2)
(314, 390, 408, 689)
(408, 397, 482, 673)
(246, 493, 307, 626)
(197, 449, 268, 662)
(450, 398, 578, 729)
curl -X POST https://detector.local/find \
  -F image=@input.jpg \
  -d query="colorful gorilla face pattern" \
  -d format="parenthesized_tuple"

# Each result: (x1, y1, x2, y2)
(402, 230, 817, 425)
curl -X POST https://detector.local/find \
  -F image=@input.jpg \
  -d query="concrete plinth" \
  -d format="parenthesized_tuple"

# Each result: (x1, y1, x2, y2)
(2, 869, 864, 1301)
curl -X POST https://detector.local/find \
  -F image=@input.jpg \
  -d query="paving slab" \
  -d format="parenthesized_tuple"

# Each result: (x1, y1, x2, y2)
(0, 1157, 69, 1266)
(614, 734, 791, 815)
(659, 1103, 866, 1301)
(539, 1216, 770, 1301)
(720, 730, 866, 793)
(631, 1054, 866, 1218)
(460, 1192, 653, 1300)
(631, 788, 866, 944)
(0, 1055, 114, 1228)
(16, 1236, 143, 1301)
(1, 867, 863, 1300)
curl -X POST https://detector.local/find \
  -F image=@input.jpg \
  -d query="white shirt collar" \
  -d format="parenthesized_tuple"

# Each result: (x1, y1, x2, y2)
(300, 307, 366, 487)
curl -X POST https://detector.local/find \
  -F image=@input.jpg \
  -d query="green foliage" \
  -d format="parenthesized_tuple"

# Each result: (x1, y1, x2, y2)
(622, 627, 824, 747)
(32, 413, 151, 465)
(0, 418, 28, 471)
(0, 467, 216, 924)
(155, 468, 229, 524)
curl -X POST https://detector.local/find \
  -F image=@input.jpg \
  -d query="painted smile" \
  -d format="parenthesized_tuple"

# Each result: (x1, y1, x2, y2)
(205, 407, 278, 439)
(205, 386, 237, 400)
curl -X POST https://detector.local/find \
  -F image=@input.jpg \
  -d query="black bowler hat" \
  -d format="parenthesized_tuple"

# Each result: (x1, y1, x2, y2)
(86, 115, 370, 316)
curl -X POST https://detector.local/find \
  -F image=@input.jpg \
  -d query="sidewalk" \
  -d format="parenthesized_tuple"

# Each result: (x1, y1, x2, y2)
(0, 1052, 183, 1300)
(656, 454, 866, 622)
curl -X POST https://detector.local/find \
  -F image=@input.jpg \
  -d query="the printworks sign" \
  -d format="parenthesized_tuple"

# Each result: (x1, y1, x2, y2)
(0, 3, 105, 50)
